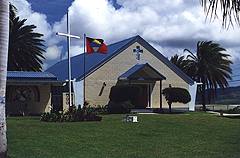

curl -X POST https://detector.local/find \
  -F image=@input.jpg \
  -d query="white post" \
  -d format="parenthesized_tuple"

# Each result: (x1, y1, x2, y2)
(56, 10, 80, 108)
(189, 82, 202, 111)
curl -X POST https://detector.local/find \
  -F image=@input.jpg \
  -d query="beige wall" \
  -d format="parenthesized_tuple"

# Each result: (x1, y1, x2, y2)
(85, 42, 190, 108)
(62, 92, 75, 112)
(6, 84, 52, 115)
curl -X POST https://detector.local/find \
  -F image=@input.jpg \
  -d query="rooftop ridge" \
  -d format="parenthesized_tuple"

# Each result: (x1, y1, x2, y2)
(46, 35, 139, 68)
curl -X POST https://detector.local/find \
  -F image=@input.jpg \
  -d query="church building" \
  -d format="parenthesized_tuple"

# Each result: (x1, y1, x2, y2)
(47, 35, 197, 111)
(5, 35, 197, 115)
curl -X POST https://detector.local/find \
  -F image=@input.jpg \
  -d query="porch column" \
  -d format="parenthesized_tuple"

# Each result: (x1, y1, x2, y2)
(148, 83, 151, 108)
(160, 80, 163, 110)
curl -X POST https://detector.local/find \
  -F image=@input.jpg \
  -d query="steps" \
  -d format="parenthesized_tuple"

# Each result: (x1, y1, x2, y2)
(131, 109, 153, 113)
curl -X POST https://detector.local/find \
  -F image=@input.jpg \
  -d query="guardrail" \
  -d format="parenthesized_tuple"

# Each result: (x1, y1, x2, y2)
(196, 104, 239, 111)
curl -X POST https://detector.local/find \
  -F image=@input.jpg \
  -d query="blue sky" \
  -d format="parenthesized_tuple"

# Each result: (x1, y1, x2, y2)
(10, 0, 240, 87)
(27, 0, 74, 24)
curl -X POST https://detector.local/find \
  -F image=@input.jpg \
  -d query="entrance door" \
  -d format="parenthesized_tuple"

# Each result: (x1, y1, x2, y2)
(134, 85, 148, 109)
(51, 86, 63, 112)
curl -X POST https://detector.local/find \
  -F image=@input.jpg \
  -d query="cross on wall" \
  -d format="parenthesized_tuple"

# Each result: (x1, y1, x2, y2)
(133, 46, 143, 62)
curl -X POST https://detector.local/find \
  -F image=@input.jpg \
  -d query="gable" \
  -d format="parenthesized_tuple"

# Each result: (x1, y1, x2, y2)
(135, 37, 193, 85)
(119, 63, 166, 81)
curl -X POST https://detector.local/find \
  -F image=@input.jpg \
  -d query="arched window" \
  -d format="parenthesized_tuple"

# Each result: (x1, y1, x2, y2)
(7, 86, 40, 102)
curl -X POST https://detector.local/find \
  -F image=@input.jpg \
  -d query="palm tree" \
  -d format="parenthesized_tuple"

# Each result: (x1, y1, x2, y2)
(170, 54, 188, 71)
(200, 0, 240, 28)
(184, 41, 232, 110)
(170, 54, 197, 80)
(0, 1, 9, 157)
(8, 4, 45, 71)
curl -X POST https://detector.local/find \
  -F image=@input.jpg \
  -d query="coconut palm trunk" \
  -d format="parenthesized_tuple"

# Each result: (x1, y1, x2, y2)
(0, 1, 9, 157)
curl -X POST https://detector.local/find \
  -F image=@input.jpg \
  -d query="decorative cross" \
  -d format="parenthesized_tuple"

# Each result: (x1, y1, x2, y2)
(56, 11, 80, 107)
(133, 46, 143, 62)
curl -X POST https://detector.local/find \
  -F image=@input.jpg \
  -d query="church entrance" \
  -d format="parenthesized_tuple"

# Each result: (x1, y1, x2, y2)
(118, 63, 166, 109)
(132, 84, 150, 109)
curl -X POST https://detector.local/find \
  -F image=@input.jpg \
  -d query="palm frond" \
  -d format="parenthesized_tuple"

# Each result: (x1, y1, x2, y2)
(8, 5, 45, 71)
(200, 0, 240, 28)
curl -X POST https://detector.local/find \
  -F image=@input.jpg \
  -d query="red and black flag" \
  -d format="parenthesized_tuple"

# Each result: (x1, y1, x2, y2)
(86, 37, 108, 54)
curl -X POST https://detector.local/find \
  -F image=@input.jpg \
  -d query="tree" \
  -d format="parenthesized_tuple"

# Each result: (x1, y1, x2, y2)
(0, 1, 9, 157)
(170, 54, 188, 71)
(200, 0, 240, 28)
(8, 4, 45, 71)
(170, 54, 195, 77)
(162, 87, 191, 113)
(184, 41, 232, 110)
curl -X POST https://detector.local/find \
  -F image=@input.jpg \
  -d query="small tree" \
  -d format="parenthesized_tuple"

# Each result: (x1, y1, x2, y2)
(162, 87, 191, 112)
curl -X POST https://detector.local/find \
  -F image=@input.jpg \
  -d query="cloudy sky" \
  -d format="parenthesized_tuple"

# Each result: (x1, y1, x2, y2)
(10, 0, 240, 86)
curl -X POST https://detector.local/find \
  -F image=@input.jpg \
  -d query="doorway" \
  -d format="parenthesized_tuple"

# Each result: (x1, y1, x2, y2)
(132, 84, 152, 109)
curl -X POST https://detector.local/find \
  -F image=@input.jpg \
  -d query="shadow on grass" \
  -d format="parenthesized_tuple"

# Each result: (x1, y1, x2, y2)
(223, 116, 240, 119)
(153, 108, 187, 114)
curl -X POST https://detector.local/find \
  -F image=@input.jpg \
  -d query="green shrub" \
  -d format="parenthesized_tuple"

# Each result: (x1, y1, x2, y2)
(162, 87, 191, 112)
(82, 105, 108, 115)
(107, 100, 134, 114)
(227, 106, 240, 114)
(93, 105, 108, 114)
(40, 105, 102, 122)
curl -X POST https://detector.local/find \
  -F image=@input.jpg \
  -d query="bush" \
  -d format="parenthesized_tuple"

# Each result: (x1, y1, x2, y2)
(94, 105, 108, 114)
(40, 105, 102, 122)
(107, 100, 134, 114)
(227, 106, 240, 114)
(84, 105, 108, 115)
(162, 87, 191, 112)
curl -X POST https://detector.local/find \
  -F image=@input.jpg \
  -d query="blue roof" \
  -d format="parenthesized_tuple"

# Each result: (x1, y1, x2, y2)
(46, 36, 137, 81)
(119, 63, 166, 80)
(7, 71, 58, 81)
(46, 35, 194, 85)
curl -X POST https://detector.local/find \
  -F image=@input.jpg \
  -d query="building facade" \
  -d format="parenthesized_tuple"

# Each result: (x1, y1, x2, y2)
(47, 35, 197, 111)
(6, 72, 61, 115)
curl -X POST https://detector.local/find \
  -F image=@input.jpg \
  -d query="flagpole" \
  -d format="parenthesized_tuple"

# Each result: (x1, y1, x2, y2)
(67, 11, 72, 108)
(83, 33, 86, 106)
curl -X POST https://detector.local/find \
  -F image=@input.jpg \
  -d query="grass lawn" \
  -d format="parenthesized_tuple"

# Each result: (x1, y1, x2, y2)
(7, 112, 240, 158)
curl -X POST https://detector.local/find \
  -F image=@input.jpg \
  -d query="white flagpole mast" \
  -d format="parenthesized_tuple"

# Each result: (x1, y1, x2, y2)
(56, 10, 80, 108)
(83, 33, 86, 106)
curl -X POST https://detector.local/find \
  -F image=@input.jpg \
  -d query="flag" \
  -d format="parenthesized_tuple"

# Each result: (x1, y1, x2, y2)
(86, 37, 108, 54)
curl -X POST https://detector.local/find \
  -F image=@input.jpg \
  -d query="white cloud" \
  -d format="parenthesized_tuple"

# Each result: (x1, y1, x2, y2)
(51, 0, 240, 62)
(63, 45, 84, 59)
(10, 0, 53, 41)
(45, 45, 63, 60)
(226, 47, 240, 61)
(11, 0, 240, 70)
